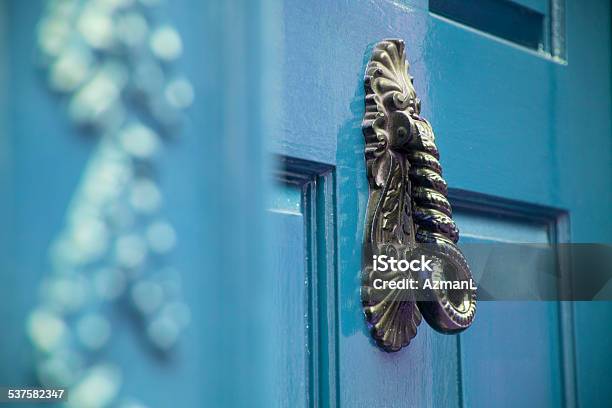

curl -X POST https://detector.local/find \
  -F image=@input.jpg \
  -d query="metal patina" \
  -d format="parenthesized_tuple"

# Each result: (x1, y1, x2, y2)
(361, 39, 477, 352)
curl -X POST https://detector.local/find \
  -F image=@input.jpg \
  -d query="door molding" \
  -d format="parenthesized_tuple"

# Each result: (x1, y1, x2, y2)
(276, 155, 339, 408)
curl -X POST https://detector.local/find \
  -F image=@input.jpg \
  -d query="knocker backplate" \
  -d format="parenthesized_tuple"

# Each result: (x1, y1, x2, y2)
(361, 39, 477, 352)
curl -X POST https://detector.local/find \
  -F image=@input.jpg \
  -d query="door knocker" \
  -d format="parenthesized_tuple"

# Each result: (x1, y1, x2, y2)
(361, 39, 476, 352)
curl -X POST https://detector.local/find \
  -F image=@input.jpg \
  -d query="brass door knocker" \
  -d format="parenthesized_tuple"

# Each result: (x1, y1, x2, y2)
(361, 39, 476, 352)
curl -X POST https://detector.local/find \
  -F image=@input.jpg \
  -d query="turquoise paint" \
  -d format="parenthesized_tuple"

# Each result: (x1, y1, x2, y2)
(0, 0, 610, 406)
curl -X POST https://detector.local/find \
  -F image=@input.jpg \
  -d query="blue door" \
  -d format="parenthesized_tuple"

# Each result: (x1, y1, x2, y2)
(1, 1, 611, 407)
(270, 0, 612, 407)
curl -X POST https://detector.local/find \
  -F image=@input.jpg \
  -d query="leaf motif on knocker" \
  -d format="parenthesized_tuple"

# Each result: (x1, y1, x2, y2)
(361, 39, 476, 352)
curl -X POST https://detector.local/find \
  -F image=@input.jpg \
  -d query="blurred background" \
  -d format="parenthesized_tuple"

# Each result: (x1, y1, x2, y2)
(0, 0, 277, 406)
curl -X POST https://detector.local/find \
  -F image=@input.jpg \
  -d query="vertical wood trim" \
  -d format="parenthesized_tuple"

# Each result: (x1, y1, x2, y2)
(550, 0, 566, 60)
(456, 335, 465, 408)
(0, 0, 14, 364)
(316, 171, 340, 408)
(0, 0, 7, 200)
(209, 0, 279, 405)
(556, 213, 578, 408)
(278, 157, 338, 408)
(305, 177, 318, 407)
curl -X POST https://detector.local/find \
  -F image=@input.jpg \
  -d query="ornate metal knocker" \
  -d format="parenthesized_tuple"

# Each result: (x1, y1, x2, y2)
(361, 39, 476, 352)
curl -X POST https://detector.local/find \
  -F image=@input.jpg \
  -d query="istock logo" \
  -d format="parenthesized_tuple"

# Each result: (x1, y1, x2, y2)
(372, 254, 433, 272)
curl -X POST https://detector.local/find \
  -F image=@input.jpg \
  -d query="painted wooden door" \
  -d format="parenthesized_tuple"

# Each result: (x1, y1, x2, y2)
(271, 0, 612, 407)
(1, 1, 610, 407)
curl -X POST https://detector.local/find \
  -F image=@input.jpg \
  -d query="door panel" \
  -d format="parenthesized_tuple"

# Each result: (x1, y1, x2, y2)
(270, 183, 309, 408)
(453, 196, 568, 407)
